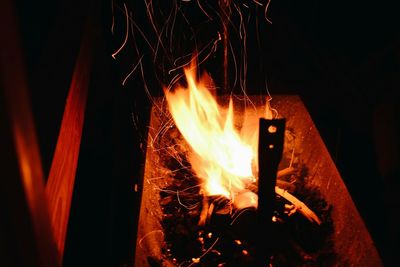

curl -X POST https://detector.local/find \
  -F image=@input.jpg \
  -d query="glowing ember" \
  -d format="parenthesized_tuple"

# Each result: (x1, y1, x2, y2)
(165, 62, 273, 204)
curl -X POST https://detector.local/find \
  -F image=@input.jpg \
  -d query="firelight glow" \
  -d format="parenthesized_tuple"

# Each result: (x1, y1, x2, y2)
(165, 62, 272, 203)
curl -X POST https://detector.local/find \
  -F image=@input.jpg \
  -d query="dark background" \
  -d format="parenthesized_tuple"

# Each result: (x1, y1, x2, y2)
(6, 0, 400, 266)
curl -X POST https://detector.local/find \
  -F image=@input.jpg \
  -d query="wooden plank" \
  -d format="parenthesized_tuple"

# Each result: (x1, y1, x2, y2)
(0, 1, 59, 266)
(27, 0, 93, 177)
(45, 16, 93, 262)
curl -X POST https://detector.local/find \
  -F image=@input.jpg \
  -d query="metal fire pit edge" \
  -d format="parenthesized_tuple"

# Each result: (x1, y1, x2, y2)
(134, 95, 383, 267)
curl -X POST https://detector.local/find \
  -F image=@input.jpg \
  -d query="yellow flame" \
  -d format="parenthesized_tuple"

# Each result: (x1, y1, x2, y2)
(165, 63, 272, 202)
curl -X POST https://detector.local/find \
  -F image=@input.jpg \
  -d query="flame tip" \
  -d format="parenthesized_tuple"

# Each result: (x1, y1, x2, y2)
(166, 63, 266, 208)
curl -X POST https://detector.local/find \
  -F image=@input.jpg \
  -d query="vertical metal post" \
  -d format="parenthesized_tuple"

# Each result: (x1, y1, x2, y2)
(257, 118, 285, 266)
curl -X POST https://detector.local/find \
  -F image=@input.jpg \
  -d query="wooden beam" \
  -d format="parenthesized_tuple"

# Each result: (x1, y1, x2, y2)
(45, 16, 93, 263)
(0, 1, 59, 266)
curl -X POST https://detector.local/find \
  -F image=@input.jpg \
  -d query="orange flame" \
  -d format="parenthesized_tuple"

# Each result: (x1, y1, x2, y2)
(165, 63, 272, 204)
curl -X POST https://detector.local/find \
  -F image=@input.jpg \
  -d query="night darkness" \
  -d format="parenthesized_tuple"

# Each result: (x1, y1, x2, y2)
(1, 0, 399, 266)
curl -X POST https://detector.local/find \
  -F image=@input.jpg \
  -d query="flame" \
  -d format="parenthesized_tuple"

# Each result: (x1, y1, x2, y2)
(165, 63, 272, 203)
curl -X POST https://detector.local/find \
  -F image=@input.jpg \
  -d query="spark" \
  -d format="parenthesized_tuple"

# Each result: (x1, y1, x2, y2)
(153, 10, 173, 64)
(138, 230, 164, 249)
(289, 143, 295, 167)
(167, 73, 185, 91)
(252, 0, 263, 6)
(264, 81, 279, 117)
(167, 35, 221, 75)
(233, 2, 249, 95)
(150, 178, 202, 210)
(234, 3, 244, 40)
(168, 1, 178, 52)
(138, 61, 163, 113)
(112, 3, 129, 59)
(187, 238, 220, 267)
(128, 14, 164, 115)
(150, 117, 174, 145)
(229, 42, 238, 90)
(111, 0, 115, 34)
(122, 55, 144, 86)
(265, 0, 273, 24)
(129, 13, 155, 53)
(177, 190, 200, 210)
(130, 111, 140, 133)
(197, 0, 212, 20)
(230, 207, 254, 225)
(144, 0, 169, 63)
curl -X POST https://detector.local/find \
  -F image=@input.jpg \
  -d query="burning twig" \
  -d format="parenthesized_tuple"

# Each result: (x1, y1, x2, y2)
(275, 186, 322, 225)
(277, 167, 296, 178)
(198, 195, 209, 226)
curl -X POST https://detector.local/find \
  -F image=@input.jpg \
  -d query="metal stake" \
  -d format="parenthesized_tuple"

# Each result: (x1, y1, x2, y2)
(257, 118, 286, 266)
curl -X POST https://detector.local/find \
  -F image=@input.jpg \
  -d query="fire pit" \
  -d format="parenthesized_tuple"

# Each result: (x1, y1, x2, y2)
(134, 71, 382, 267)
(105, 1, 387, 265)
